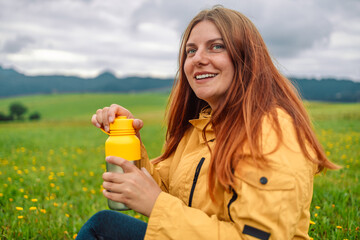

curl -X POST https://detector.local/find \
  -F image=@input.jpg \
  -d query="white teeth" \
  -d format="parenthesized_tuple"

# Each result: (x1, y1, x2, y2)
(195, 74, 217, 80)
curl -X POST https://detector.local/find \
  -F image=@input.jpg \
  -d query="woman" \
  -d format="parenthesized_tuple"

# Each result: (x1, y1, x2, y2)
(77, 6, 338, 240)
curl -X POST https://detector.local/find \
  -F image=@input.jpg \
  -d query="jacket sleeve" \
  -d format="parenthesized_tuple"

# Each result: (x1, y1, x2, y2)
(144, 112, 316, 240)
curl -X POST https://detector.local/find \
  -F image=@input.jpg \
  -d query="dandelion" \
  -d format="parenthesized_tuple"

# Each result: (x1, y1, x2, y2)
(50, 183, 55, 188)
(310, 220, 316, 225)
(14, 166, 18, 170)
(31, 199, 38, 202)
(32, 166, 37, 171)
(73, 234, 77, 239)
(17, 170, 23, 175)
(9, 198, 13, 202)
(19, 188, 24, 193)
(0, 193, 3, 197)
(3, 183, 8, 188)
(18, 216, 24, 219)
(89, 171, 94, 177)
(65, 213, 70, 217)
(332, 204, 335, 208)
(91, 189, 96, 194)
(7, 177, 12, 182)
(315, 206, 320, 210)
(82, 187, 88, 192)
(54, 202, 59, 207)
(24, 195, 28, 199)
(314, 213, 318, 217)
(336, 226, 342, 229)
(134, 215, 141, 219)
(40, 209, 46, 214)
(29, 207, 37, 211)
(16, 207, 23, 211)
(40, 166, 46, 171)
(24, 169, 29, 174)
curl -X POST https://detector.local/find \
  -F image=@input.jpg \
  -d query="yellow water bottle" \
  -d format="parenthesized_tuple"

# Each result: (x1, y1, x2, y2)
(101, 116, 141, 211)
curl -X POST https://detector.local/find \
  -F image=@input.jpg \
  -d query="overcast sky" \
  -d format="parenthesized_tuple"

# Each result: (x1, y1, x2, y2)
(0, 0, 359, 81)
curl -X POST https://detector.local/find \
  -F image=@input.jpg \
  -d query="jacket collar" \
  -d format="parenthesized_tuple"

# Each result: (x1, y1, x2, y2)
(189, 107, 215, 143)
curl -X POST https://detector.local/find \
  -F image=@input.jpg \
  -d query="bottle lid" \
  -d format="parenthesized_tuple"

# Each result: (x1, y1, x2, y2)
(109, 116, 135, 134)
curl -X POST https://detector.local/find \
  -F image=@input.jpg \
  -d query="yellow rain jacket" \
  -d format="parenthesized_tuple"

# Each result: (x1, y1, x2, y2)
(138, 108, 317, 240)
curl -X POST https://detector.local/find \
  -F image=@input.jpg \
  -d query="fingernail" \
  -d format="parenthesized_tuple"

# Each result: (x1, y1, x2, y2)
(105, 126, 109, 132)
(105, 156, 111, 161)
(109, 116, 114, 122)
(96, 123, 101, 128)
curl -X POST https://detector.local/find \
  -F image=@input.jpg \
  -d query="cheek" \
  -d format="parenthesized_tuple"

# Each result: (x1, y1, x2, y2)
(184, 60, 192, 78)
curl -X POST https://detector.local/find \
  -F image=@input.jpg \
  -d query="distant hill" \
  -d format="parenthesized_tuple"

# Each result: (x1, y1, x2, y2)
(1, 65, 359, 102)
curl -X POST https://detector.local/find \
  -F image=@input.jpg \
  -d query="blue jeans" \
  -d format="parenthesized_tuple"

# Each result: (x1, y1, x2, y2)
(76, 210, 147, 240)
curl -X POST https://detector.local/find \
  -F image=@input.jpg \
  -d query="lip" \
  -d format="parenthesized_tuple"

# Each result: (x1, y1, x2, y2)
(193, 71, 218, 80)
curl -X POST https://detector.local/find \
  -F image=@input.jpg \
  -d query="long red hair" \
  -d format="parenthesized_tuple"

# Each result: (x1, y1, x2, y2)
(153, 6, 339, 198)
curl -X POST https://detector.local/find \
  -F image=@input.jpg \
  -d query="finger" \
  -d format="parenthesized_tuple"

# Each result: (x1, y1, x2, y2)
(106, 156, 138, 173)
(102, 107, 110, 132)
(141, 167, 158, 185)
(133, 119, 143, 131)
(102, 172, 125, 183)
(103, 190, 129, 205)
(110, 104, 134, 119)
(95, 109, 104, 127)
(91, 114, 101, 128)
(102, 181, 125, 193)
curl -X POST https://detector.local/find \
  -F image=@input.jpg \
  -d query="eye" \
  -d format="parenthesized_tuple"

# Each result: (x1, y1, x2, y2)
(186, 48, 196, 56)
(211, 44, 225, 51)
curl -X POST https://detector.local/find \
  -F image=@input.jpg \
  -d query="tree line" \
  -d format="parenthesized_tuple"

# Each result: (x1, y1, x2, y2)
(0, 102, 41, 122)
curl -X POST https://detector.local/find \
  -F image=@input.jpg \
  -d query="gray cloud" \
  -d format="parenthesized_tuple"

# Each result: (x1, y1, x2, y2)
(2, 35, 35, 53)
(0, 0, 359, 80)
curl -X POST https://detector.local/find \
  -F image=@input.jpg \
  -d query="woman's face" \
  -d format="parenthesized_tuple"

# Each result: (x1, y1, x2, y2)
(184, 20, 234, 110)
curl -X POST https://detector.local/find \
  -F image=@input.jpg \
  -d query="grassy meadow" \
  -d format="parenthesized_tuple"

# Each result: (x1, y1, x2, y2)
(0, 93, 359, 239)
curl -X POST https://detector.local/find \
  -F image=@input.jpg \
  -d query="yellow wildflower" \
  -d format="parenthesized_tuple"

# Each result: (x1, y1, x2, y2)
(7, 177, 12, 182)
(16, 207, 23, 211)
(29, 207, 37, 211)
(40, 209, 46, 214)
(336, 226, 342, 229)
(0, 193, 3, 197)
(31, 198, 38, 202)
(24, 195, 28, 199)
(18, 216, 24, 219)
(73, 234, 77, 239)
(19, 188, 24, 193)
(9, 198, 13, 202)
(50, 183, 55, 188)
(315, 206, 320, 210)
(310, 220, 316, 225)
(54, 202, 59, 207)
(17, 170, 23, 175)
(82, 187, 88, 192)
(65, 213, 70, 217)
(314, 213, 318, 217)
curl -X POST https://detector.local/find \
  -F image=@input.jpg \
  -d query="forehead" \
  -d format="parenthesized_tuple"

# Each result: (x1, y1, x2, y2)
(187, 20, 222, 43)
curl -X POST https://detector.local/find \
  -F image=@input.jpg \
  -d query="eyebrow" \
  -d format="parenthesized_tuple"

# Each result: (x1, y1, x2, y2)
(186, 38, 224, 47)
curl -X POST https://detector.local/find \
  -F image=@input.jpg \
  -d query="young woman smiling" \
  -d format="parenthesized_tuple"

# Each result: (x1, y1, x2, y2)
(77, 6, 338, 240)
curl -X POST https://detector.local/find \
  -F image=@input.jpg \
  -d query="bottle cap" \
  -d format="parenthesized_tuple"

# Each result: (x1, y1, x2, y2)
(110, 116, 134, 131)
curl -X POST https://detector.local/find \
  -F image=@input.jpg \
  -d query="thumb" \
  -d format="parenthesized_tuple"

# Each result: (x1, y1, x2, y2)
(133, 119, 143, 131)
(141, 167, 157, 183)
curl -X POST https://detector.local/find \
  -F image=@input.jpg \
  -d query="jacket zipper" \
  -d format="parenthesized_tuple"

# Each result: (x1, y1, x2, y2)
(227, 188, 238, 222)
(188, 157, 205, 207)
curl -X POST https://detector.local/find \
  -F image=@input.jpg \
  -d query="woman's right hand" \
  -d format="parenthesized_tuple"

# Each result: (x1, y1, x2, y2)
(91, 104, 143, 139)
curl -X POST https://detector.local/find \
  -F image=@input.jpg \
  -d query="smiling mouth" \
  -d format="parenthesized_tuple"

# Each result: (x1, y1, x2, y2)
(195, 73, 218, 80)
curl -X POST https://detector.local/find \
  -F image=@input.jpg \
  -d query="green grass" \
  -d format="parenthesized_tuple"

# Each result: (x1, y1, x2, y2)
(0, 94, 359, 239)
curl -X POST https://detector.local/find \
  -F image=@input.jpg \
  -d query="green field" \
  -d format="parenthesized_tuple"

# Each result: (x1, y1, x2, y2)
(0, 93, 359, 239)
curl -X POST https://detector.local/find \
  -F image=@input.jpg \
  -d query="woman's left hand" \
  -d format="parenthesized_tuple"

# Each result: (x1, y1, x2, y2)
(102, 156, 162, 217)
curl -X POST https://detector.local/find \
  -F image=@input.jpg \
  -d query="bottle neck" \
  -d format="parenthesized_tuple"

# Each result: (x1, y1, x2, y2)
(108, 130, 136, 136)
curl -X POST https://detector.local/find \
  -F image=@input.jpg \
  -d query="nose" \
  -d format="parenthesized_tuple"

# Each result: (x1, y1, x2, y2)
(192, 48, 209, 66)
